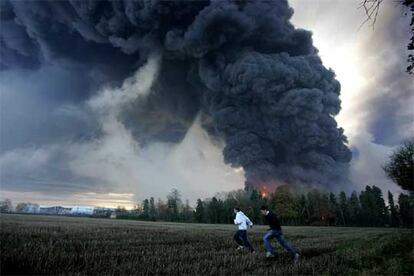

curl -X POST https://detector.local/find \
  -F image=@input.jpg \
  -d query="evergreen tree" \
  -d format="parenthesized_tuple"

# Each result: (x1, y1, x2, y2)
(206, 197, 221, 223)
(372, 185, 389, 226)
(348, 191, 361, 226)
(388, 191, 400, 227)
(222, 195, 238, 224)
(156, 198, 168, 220)
(194, 199, 206, 223)
(360, 186, 388, 226)
(142, 199, 149, 219)
(307, 190, 322, 225)
(319, 193, 335, 226)
(217, 199, 226, 223)
(359, 186, 376, 226)
(181, 199, 194, 222)
(338, 191, 349, 226)
(167, 189, 182, 221)
(149, 197, 156, 220)
(398, 193, 414, 228)
(298, 194, 309, 225)
(328, 193, 339, 226)
(249, 189, 262, 223)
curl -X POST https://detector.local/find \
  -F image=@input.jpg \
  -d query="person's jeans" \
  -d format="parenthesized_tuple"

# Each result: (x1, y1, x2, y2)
(263, 229, 296, 257)
(234, 230, 253, 251)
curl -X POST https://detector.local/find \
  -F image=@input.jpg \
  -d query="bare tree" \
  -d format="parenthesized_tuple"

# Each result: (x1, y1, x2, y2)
(0, 199, 13, 213)
(360, 0, 384, 27)
(360, 0, 414, 74)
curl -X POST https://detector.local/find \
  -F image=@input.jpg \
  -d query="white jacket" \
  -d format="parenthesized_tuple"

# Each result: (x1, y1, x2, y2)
(234, 211, 253, 230)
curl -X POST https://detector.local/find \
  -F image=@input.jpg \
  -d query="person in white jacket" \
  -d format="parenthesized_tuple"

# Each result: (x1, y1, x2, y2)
(233, 207, 255, 253)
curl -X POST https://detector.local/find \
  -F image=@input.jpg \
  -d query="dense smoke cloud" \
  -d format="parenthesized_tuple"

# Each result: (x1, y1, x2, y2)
(1, 0, 351, 190)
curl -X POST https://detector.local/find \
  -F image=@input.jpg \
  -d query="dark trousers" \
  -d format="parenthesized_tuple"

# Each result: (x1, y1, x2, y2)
(234, 230, 254, 251)
(263, 229, 296, 257)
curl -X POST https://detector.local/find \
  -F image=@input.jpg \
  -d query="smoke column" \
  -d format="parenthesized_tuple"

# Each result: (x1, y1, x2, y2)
(1, 0, 352, 191)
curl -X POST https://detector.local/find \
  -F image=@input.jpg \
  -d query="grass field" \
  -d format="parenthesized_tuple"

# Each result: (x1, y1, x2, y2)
(1, 214, 413, 275)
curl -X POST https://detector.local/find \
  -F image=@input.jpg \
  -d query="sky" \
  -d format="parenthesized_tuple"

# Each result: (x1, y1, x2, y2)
(0, 0, 413, 208)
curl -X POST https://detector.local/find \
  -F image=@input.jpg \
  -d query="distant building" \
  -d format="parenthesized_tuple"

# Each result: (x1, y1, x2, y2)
(14, 203, 111, 217)
(58, 207, 72, 215)
(110, 212, 117, 219)
(70, 206, 94, 216)
(93, 207, 113, 218)
(39, 206, 64, 215)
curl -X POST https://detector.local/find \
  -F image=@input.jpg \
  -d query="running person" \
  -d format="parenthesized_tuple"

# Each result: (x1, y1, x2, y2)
(233, 207, 255, 253)
(260, 205, 299, 263)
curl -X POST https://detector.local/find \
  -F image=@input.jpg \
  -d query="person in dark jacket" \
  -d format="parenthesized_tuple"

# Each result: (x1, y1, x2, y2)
(260, 205, 299, 263)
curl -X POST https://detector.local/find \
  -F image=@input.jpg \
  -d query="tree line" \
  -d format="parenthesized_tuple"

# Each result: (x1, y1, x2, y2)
(122, 185, 413, 228)
(1, 185, 412, 228)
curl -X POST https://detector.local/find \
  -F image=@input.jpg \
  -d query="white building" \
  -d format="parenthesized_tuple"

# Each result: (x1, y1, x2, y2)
(70, 206, 95, 215)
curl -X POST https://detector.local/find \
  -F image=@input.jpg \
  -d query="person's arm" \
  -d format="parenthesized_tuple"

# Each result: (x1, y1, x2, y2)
(234, 213, 242, 225)
(268, 213, 278, 230)
(245, 215, 253, 227)
(264, 214, 272, 230)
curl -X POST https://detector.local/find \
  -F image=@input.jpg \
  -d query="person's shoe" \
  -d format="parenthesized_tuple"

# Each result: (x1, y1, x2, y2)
(236, 246, 244, 251)
(266, 252, 274, 258)
(293, 253, 300, 264)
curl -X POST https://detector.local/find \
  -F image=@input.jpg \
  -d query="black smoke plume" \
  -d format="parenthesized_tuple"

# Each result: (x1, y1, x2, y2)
(1, 0, 352, 190)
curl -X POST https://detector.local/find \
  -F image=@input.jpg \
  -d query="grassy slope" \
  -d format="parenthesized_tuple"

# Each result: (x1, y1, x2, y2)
(1, 214, 413, 275)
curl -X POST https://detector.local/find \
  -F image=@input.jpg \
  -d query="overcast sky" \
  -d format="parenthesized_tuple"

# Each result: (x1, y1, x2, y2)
(1, 0, 412, 208)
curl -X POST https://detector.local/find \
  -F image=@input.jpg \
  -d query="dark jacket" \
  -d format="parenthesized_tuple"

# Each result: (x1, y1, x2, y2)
(264, 211, 282, 230)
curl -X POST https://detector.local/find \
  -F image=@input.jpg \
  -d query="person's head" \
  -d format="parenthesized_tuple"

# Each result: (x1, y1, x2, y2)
(260, 205, 269, 215)
(234, 207, 240, 214)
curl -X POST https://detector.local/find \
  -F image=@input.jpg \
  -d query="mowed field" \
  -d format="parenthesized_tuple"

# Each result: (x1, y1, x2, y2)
(1, 214, 413, 275)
